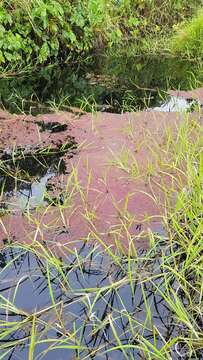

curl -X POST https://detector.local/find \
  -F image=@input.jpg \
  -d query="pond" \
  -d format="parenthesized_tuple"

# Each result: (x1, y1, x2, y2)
(0, 53, 202, 360)
(0, 54, 202, 115)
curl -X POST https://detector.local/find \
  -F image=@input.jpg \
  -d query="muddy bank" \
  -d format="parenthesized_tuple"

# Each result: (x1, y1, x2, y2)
(0, 95, 202, 251)
(168, 87, 203, 104)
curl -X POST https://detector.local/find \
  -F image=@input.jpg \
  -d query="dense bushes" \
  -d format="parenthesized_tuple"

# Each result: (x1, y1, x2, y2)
(0, 0, 94, 68)
(114, 0, 202, 38)
(0, 0, 120, 69)
(0, 0, 202, 71)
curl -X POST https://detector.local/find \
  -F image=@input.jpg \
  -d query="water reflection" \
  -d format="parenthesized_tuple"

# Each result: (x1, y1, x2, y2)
(0, 140, 77, 211)
(153, 96, 201, 112)
(1, 55, 202, 115)
(0, 242, 184, 360)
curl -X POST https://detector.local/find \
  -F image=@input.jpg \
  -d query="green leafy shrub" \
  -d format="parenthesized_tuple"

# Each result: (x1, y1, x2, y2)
(0, 0, 121, 70)
(0, 0, 202, 71)
(0, 0, 87, 68)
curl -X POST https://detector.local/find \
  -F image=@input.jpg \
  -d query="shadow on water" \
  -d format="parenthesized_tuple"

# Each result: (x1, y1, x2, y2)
(0, 55, 202, 114)
(0, 139, 77, 211)
(101, 50, 203, 91)
(0, 240, 202, 359)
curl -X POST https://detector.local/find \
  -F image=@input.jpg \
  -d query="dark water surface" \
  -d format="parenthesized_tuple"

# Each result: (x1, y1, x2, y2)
(0, 140, 77, 211)
(0, 240, 189, 360)
(0, 55, 202, 115)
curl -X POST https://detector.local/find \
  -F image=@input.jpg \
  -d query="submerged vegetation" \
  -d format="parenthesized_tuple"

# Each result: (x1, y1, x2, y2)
(0, 0, 203, 359)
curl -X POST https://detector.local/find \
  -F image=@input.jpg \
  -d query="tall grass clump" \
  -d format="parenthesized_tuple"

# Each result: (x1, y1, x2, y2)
(170, 9, 203, 59)
(161, 119, 203, 358)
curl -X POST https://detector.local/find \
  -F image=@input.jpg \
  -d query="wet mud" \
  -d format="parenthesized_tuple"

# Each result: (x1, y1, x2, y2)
(168, 87, 203, 104)
(35, 121, 68, 133)
(0, 90, 202, 251)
